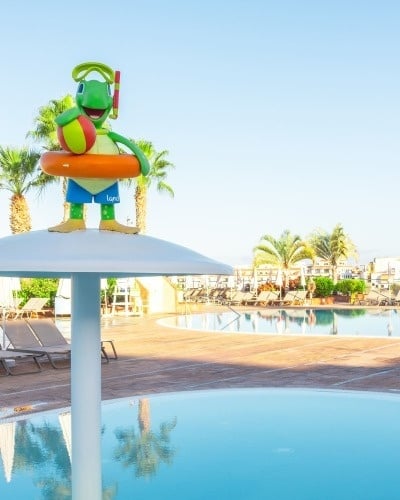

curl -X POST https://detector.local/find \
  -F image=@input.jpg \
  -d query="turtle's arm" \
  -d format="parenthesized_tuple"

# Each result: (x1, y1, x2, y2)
(107, 131, 150, 176)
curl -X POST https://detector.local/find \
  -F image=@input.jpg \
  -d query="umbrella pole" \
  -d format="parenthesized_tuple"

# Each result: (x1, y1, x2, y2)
(71, 273, 102, 500)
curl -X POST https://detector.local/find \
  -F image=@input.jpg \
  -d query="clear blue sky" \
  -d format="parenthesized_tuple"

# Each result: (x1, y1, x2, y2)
(0, 1, 399, 266)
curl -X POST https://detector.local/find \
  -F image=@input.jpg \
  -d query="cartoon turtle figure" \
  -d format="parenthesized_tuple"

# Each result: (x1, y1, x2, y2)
(41, 61, 150, 234)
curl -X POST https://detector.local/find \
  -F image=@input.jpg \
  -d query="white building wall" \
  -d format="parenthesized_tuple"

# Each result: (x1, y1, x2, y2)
(136, 276, 177, 314)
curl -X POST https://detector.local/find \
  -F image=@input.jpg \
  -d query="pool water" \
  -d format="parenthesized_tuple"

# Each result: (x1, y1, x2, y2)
(160, 308, 400, 337)
(1, 388, 400, 499)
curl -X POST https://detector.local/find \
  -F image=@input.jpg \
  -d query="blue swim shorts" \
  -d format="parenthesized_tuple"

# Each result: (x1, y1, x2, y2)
(66, 180, 120, 204)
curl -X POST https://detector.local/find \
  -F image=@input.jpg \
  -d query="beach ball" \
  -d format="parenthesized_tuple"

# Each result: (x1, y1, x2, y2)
(57, 115, 96, 154)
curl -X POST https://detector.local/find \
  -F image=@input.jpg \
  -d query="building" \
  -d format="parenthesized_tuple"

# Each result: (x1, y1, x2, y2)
(369, 257, 400, 290)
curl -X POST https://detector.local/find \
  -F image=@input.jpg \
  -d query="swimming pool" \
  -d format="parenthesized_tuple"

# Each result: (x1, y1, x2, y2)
(160, 308, 400, 337)
(1, 388, 400, 499)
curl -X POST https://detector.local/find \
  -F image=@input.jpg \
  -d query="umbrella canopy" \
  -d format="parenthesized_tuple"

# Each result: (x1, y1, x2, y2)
(0, 230, 232, 278)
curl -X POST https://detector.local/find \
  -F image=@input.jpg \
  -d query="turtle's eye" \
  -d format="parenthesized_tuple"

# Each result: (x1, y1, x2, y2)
(107, 84, 112, 96)
(77, 82, 85, 94)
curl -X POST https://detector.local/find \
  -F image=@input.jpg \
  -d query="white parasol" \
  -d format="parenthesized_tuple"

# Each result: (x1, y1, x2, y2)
(252, 267, 258, 292)
(275, 269, 283, 300)
(300, 267, 306, 289)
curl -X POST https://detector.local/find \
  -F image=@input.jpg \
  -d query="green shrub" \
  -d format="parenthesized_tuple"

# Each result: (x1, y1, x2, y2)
(102, 278, 116, 306)
(334, 279, 366, 296)
(19, 278, 59, 308)
(313, 277, 334, 297)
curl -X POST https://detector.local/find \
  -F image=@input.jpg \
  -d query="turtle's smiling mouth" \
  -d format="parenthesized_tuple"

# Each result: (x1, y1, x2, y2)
(83, 107, 105, 120)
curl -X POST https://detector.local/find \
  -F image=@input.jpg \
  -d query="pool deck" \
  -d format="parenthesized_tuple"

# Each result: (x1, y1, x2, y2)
(2, 304, 400, 417)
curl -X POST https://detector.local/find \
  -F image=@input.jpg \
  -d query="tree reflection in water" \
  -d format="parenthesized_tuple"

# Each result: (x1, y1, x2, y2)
(12, 418, 117, 499)
(114, 399, 177, 478)
(29, 420, 71, 499)
(5, 399, 177, 496)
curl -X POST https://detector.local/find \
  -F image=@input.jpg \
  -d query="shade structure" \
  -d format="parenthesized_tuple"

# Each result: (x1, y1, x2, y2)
(0, 229, 233, 500)
(0, 230, 232, 277)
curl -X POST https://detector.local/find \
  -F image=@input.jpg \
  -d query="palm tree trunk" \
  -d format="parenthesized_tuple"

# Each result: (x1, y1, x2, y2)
(135, 185, 148, 233)
(10, 194, 31, 234)
(332, 265, 338, 285)
(62, 177, 69, 221)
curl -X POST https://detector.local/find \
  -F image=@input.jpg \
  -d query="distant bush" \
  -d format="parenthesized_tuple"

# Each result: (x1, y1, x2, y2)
(313, 277, 334, 297)
(19, 278, 58, 307)
(334, 279, 366, 296)
(102, 278, 117, 306)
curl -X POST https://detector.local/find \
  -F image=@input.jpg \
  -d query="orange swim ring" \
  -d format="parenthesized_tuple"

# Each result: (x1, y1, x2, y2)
(40, 151, 141, 179)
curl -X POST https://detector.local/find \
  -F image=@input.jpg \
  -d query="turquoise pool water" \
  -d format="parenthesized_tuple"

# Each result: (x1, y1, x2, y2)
(1, 388, 400, 499)
(160, 308, 400, 337)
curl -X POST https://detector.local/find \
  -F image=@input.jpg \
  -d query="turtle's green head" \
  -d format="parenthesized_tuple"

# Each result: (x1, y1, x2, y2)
(75, 79, 113, 128)
(72, 62, 116, 128)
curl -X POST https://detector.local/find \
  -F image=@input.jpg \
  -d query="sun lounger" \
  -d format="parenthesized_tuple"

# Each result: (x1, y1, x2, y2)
(0, 348, 43, 376)
(391, 290, 400, 305)
(214, 289, 232, 304)
(28, 318, 116, 362)
(247, 290, 270, 306)
(4, 319, 71, 369)
(357, 290, 390, 306)
(13, 297, 49, 318)
(0, 298, 23, 319)
(222, 291, 244, 306)
(250, 290, 279, 307)
(241, 291, 257, 305)
(292, 290, 308, 305)
(282, 290, 299, 305)
(5, 319, 114, 368)
(278, 290, 307, 306)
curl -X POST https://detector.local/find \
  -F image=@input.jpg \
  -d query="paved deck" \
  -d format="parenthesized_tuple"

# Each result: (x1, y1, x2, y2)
(2, 305, 400, 417)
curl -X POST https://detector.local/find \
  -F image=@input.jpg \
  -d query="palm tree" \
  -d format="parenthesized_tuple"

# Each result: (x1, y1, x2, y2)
(27, 95, 74, 151)
(0, 146, 49, 234)
(126, 140, 174, 233)
(27, 95, 75, 221)
(308, 223, 357, 284)
(253, 230, 312, 289)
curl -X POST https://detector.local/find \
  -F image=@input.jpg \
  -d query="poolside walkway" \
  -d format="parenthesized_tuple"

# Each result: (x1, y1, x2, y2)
(2, 305, 400, 416)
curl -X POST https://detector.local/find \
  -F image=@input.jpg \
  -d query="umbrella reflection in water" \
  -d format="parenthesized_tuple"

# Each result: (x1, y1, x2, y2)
(0, 420, 15, 483)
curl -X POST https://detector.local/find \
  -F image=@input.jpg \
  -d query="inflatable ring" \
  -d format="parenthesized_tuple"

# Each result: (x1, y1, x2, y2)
(40, 151, 141, 179)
